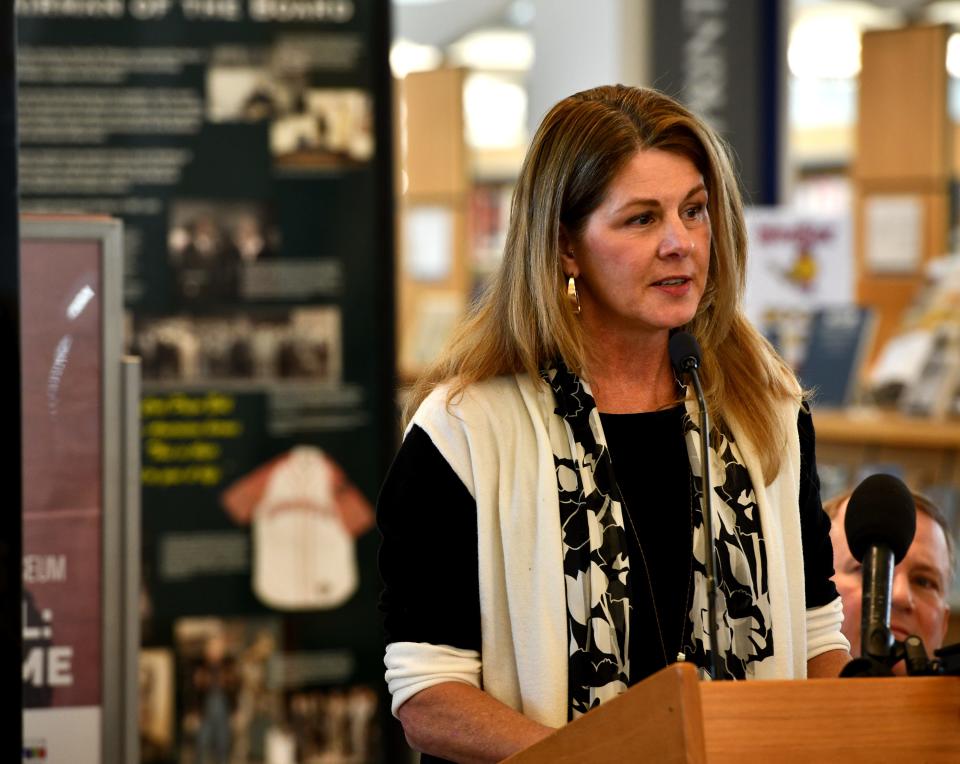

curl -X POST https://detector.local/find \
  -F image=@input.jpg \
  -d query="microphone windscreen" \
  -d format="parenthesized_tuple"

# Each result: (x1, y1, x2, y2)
(844, 474, 916, 563)
(668, 331, 702, 374)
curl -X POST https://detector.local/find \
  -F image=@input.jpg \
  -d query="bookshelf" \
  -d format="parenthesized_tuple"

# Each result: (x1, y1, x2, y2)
(813, 409, 960, 504)
(396, 68, 471, 384)
(853, 24, 953, 363)
(396, 68, 520, 384)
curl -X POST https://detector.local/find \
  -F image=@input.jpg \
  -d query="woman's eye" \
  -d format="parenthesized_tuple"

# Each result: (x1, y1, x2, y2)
(684, 204, 706, 221)
(629, 213, 654, 225)
(914, 576, 940, 592)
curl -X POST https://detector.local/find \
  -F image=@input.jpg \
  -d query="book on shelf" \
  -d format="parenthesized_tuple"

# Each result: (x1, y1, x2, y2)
(770, 306, 876, 409)
(898, 325, 960, 418)
(867, 255, 960, 414)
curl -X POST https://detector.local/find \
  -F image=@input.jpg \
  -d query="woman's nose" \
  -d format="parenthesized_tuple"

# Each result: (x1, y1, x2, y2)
(658, 215, 695, 258)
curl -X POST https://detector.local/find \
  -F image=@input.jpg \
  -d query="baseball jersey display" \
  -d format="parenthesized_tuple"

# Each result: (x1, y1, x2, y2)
(221, 446, 373, 610)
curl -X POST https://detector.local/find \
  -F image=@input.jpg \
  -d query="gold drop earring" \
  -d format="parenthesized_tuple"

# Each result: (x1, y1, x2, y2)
(566, 275, 581, 315)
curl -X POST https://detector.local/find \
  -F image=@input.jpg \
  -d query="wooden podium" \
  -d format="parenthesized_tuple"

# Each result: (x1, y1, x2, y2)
(505, 663, 960, 763)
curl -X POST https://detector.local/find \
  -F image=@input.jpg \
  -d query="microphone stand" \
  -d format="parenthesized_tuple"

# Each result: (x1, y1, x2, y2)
(840, 542, 897, 678)
(861, 543, 895, 660)
(686, 365, 722, 680)
(842, 636, 960, 677)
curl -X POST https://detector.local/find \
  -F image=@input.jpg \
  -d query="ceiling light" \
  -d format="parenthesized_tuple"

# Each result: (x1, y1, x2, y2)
(390, 39, 443, 79)
(463, 73, 527, 149)
(448, 28, 534, 72)
(788, 2, 901, 80)
(789, 14, 862, 78)
(948, 33, 960, 78)
(926, 1, 960, 26)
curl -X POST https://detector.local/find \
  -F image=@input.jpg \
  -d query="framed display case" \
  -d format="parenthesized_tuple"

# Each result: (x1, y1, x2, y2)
(20, 215, 140, 764)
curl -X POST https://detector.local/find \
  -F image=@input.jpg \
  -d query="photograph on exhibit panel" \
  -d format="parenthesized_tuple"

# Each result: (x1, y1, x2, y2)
(269, 88, 374, 169)
(131, 307, 342, 386)
(205, 39, 375, 172)
(206, 65, 285, 124)
(281, 684, 380, 764)
(172, 617, 381, 764)
(168, 199, 282, 304)
(139, 648, 175, 762)
(174, 617, 282, 764)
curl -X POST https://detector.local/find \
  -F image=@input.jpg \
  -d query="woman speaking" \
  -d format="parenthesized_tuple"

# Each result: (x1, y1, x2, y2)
(378, 85, 850, 763)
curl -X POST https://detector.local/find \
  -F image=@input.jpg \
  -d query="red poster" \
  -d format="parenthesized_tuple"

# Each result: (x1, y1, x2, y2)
(21, 238, 103, 710)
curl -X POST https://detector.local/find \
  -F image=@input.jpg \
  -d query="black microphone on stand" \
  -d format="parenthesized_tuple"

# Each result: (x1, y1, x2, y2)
(669, 331, 722, 680)
(840, 473, 916, 677)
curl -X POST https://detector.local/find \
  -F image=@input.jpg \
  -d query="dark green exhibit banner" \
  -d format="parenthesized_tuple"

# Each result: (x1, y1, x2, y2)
(17, 1, 396, 761)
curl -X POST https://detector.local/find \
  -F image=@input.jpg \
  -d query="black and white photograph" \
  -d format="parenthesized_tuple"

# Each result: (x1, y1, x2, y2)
(133, 308, 342, 386)
(174, 618, 282, 764)
(270, 89, 375, 169)
(168, 200, 282, 304)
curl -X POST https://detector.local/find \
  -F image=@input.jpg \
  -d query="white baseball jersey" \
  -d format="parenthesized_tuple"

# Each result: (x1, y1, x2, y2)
(222, 446, 373, 611)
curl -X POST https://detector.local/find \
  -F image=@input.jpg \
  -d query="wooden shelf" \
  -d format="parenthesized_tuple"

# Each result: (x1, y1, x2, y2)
(813, 409, 960, 450)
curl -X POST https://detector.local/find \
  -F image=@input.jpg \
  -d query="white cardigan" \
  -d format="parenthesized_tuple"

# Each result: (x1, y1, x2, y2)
(385, 374, 848, 727)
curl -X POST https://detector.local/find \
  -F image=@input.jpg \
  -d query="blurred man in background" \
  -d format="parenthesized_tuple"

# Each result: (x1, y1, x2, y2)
(825, 489, 954, 671)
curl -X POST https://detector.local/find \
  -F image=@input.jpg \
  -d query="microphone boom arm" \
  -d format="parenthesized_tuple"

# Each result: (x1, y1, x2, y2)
(688, 363, 722, 680)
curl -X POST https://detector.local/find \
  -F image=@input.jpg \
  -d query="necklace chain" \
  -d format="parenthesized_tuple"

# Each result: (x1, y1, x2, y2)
(620, 467, 696, 670)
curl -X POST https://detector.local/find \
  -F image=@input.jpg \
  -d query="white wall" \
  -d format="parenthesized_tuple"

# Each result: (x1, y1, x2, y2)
(528, 0, 651, 130)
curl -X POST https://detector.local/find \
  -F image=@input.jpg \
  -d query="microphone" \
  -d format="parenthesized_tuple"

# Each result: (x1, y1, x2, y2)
(668, 331, 721, 680)
(668, 330, 701, 375)
(844, 473, 916, 662)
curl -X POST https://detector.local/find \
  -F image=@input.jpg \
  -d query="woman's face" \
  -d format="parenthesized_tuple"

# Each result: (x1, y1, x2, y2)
(564, 148, 711, 341)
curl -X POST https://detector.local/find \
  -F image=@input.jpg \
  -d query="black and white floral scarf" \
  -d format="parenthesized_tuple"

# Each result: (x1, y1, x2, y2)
(541, 361, 774, 720)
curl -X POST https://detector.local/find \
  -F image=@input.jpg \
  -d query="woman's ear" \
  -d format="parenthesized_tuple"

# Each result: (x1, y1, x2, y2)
(558, 226, 579, 278)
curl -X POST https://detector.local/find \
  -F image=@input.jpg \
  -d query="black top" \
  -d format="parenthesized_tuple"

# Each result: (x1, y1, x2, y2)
(601, 405, 696, 680)
(377, 405, 837, 760)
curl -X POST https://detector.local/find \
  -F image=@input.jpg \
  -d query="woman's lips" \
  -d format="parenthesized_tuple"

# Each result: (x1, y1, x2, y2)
(651, 276, 692, 296)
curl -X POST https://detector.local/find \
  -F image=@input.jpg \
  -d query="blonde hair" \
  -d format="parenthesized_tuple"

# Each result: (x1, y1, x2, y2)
(405, 85, 798, 483)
